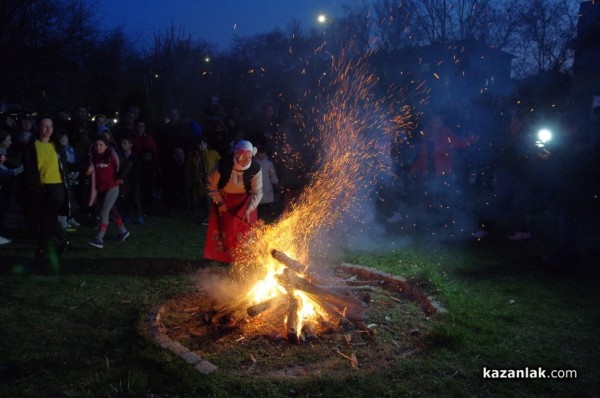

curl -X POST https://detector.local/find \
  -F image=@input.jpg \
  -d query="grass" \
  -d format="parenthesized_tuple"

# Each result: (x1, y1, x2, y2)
(1, 210, 599, 397)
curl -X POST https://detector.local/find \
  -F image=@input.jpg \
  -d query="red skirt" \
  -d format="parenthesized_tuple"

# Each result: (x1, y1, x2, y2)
(203, 192, 258, 263)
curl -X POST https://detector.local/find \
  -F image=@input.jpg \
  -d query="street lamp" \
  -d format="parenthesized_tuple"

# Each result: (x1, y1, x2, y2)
(317, 14, 327, 24)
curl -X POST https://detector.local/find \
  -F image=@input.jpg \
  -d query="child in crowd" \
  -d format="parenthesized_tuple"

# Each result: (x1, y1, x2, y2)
(185, 137, 221, 224)
(118, 137, 143, 225)
(57, 133, 80, 229)
(0, 147, 24, 244)
(254, 145, 279, 222)
(86, 136, 130, 249)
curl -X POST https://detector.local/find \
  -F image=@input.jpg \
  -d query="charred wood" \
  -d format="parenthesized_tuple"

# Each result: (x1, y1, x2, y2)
(337, 263, 436, 314)
(246, 298, 277, 317)
(271, 250, 306, 273)
(286, 295, 300, 343)
(271, 250, 327, 284)
(275, 269, 367, 322)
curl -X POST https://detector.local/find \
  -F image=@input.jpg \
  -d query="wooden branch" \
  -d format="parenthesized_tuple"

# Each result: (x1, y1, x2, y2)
(337, 263, 437, 314)
(271, 249, 307, 274)
(247, 298, 277, 317)
(276, 269, 366, 322)
(271, 250, 327, 284)
(286, 294, 300, 342)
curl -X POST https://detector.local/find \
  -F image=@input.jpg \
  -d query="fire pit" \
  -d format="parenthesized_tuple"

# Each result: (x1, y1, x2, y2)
(146, 260, 445, 376)
(144, 47, 433, 376)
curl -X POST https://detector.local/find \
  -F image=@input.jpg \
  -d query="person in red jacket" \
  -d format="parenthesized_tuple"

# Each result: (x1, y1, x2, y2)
(130, 120, 160, 208)
(86, 136, 130, 248)
(408, 111, 477, 224)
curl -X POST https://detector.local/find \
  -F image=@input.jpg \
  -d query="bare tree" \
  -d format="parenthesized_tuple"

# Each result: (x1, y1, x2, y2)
(336, 1, 374, 54)
(0, 0, 97, 107)
(517, 0, 578, 76)
(407, 0, 453, 43)
(373, 0, 419, 51)
(366, 0, 579, 78)
(146, 24, 215, 113)
(482, 0, 527, 50)
(82, 27, 142, 113)
(456, 0, 495, 40)
(373, 0, 504, 47)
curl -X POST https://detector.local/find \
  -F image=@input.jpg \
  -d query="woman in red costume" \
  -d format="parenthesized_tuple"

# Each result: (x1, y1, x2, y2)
(204, 140, 262, 264)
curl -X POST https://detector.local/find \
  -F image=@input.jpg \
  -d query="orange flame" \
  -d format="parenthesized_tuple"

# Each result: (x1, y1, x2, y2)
(231, 44, 415, 336)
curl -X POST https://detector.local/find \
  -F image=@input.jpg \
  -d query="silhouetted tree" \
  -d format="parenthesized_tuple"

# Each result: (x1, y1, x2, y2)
(146, 24, 216, 115)
(0, 0, 97, 109)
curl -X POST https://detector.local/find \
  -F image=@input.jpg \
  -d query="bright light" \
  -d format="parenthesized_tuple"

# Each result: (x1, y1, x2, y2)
(317, 14, 327, 23)
(204, 57, 210, 63)
(537, 128, 552, 143)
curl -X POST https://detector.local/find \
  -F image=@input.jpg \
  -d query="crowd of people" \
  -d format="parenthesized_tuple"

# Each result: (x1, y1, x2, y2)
(0, 99, 598, 271)
(382, 105, 599, 271)
(0, 100, 315, 266)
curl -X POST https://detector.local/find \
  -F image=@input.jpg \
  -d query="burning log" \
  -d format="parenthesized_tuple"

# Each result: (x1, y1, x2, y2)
(271, 249, 306, 274)
(271, 250, 327, 285)
(286, 295, 300, 343)
(275, 269, 366, 322)
(210, 297, 248, 325)
(246, 298, 277, 318)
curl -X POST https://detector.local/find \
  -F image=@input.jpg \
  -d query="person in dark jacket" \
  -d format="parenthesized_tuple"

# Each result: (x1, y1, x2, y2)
(118, 136, 142, 224)
(541, 114, 595, 271)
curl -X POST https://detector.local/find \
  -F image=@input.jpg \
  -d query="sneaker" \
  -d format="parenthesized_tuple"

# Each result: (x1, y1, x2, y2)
(58, 217, 70, 229)
(0, 235, 12, 245)
(88, 238, 104, 249)
(508, 231, 531, 241)
(116, 230, 130, 242)
(472, 229, 489, 239)
(386, 212, 403, 223)
(67, 218, 80, 227)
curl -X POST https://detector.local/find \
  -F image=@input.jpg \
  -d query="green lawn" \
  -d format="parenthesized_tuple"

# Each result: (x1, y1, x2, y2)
(1, 212, 599, 397)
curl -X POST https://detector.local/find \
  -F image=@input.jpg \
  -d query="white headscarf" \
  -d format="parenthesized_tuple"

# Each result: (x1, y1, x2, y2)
(232, 140, 257, 171)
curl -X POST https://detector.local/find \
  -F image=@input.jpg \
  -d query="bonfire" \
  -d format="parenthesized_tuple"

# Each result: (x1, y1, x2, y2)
(204, 46, 416, 343)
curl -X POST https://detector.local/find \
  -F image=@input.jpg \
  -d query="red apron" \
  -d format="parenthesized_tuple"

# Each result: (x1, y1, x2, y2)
(203, 192, 258, 263)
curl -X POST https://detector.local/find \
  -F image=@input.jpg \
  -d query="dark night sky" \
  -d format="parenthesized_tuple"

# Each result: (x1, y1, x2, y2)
(98, 0, 350, 51)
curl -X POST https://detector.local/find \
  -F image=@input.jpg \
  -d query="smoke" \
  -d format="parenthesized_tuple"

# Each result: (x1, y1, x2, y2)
(193, 268, 244, 308)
